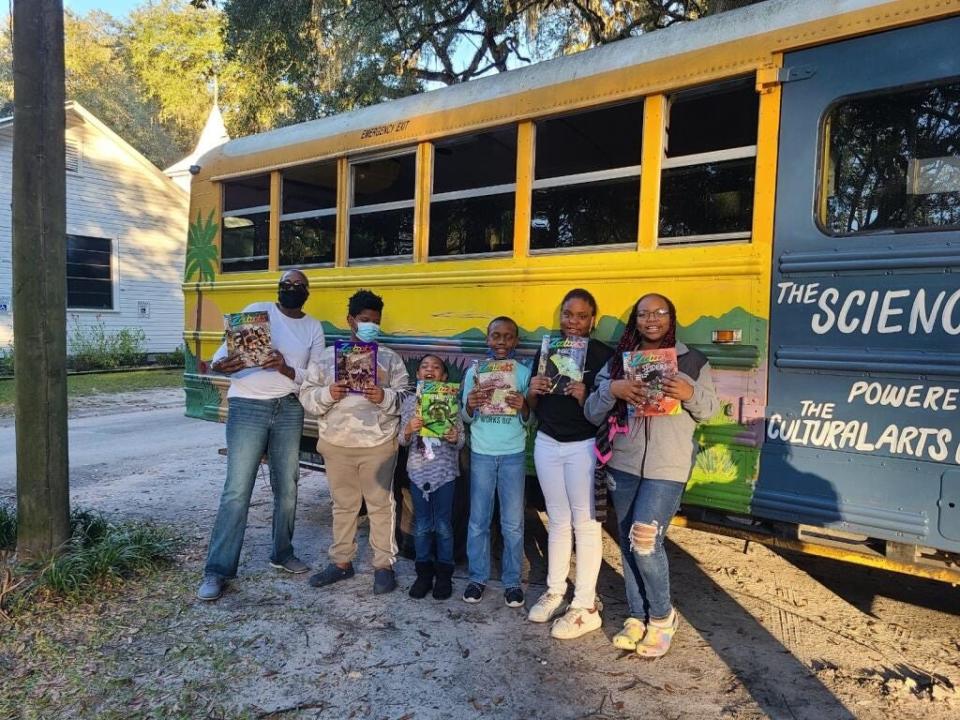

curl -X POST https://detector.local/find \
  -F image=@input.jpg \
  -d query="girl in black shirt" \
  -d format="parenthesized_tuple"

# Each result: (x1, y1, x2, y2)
(526, 288, 613, 639)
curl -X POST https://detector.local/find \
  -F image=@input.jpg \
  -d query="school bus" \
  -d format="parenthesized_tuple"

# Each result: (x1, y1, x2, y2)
(183, 0, 960, 582)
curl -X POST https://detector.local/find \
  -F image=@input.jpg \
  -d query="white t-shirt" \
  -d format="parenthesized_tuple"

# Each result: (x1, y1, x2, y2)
(212, 301, 325, 400)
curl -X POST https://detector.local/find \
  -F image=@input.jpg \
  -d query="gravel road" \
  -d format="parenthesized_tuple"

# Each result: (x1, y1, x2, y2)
(1, 388, 957, 719)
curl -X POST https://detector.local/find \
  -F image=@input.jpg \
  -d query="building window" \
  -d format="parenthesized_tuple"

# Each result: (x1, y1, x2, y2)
(280, 162, 337, 267)
(821, 79, 960, 235)
(221, 174, 270, 273)
(67, 234, 112, 310)
(659, 78, 758, 244)
(349, 153, 416, 262)
(430, 127, 516, 258)
(530, 100, 644, 251)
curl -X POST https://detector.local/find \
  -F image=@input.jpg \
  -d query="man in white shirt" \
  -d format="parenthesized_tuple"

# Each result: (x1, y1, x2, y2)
(197, 269, 325, 601)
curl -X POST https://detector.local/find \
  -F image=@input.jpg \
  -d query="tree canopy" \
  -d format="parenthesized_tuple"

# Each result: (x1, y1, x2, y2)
(218, 0, 764, 130)
(1, 1, 765, 165)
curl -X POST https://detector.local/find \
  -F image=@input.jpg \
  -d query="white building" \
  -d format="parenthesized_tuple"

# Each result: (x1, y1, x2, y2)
(0, 101, 189, 354)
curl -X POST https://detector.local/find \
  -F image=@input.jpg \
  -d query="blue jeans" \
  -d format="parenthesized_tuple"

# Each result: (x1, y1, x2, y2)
(608, 468, 685, 620)
(411, 481, 455, 565)
(467, 451, 525, 588)
(204, 395, 304, 578)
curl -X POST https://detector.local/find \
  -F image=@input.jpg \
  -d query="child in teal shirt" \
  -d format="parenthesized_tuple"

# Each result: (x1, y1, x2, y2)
(460, 316, 531, 608)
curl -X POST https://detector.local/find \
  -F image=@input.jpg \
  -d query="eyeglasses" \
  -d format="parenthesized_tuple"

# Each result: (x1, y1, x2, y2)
(279, 281, 308, 291)
(637, 308, 670, 320)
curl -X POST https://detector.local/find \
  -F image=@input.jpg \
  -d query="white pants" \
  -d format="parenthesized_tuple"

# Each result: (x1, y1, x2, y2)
(534, 432, 602, 609)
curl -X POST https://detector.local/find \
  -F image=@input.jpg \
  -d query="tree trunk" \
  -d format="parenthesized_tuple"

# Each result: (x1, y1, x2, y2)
(12, 0, 70, 559)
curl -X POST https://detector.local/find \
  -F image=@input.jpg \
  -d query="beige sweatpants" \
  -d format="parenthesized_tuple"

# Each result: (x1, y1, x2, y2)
(317, 437, 399, 569)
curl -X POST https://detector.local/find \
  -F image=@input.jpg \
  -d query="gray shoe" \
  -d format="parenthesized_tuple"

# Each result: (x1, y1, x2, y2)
(197, 574, 224, 601)
(270, 556, 310, 574)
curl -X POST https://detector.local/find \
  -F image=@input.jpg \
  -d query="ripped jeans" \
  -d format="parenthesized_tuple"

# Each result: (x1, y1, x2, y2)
(607, 468, 685, 620)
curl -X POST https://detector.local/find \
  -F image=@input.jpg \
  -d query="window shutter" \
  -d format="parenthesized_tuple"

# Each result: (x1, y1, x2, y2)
(65, 138, 82, 173)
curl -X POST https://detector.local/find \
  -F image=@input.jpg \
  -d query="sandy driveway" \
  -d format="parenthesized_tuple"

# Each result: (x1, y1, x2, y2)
(1, 389, 958, 719)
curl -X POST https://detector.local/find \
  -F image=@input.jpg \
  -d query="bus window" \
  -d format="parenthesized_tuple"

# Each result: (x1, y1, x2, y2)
(659, 79, 758, 244)
(349, 152, 416, 262)
(280, 162, 337, 267)
(430, 127, 517, 258)
(221, 174, 270, 272)
(530, 100, 644, 251)
(821, 79, 960, 235)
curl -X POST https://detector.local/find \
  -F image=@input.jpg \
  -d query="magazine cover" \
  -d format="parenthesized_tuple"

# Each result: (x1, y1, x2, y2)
(622, 348, 681, 416)
(475, 359, 519, 416)
(334, 340, 378, 393)
(417, 381, 460, 438)
(538, 335, 588, 394)
(224, 311, 272, 368)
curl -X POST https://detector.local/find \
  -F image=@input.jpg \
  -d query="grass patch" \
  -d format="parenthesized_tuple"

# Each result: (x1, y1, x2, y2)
(1, 504, 179, 615)
(0, 369, 183, 407)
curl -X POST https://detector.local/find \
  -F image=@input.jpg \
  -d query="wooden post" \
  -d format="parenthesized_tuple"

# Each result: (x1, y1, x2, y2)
(12, 0, 71, 559)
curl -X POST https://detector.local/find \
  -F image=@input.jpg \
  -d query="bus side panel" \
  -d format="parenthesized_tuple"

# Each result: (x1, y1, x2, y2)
(763, 17, 960, 554)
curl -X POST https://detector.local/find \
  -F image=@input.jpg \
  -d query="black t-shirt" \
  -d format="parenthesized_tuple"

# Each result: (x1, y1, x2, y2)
(532, 338, 614, 442)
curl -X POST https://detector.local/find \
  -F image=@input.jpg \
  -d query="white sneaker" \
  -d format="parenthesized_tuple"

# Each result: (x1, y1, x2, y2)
(527, 592, 567, 623)
(550, 605, 602, 640)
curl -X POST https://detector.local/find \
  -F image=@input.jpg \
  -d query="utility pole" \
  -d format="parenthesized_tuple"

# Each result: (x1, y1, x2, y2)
(12, 0, 70, 559)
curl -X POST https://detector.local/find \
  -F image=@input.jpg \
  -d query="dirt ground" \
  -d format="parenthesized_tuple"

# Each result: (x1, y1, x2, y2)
(1, 389, 958, 719)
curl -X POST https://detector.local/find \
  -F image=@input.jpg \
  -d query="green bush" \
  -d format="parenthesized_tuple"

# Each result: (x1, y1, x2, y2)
(69, 318, 147, 371)
(0, 504, 179, 612)
(154, 344, 186, 368)
(0, 343, 12, 376)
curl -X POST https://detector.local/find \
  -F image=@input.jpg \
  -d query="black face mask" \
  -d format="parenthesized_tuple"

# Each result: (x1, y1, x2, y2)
(278, 286, 308, 309)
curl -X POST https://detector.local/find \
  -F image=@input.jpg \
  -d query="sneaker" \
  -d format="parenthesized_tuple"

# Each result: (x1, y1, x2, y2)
(373, 568, 397, 595)
(196, 574, 224, 601)
(308, 563, 355, 588)
(527, 592, 566, 623)
(636, 610, 679, 658)
(612, 617, 646, 651)
(504, 587, 525, 608)
(462, 582, 485, 603)
(269, 556, 310, 574)
(550, 605, 602, 640)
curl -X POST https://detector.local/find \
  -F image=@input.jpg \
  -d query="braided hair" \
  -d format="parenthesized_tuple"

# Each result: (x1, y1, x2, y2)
(607, 293, 678, 420)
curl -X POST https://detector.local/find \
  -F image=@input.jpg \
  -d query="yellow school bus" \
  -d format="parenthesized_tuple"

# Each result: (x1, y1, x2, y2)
(184, 0, 960, 582)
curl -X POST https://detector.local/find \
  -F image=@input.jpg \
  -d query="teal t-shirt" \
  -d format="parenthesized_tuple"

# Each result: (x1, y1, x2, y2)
(461, 360, 532, 456)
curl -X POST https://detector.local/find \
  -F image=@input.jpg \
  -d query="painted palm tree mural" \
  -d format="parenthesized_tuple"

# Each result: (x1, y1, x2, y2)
(183, 209, 218, 371)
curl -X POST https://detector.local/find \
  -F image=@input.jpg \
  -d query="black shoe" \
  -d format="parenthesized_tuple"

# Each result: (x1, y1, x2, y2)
(504, 586, 525, 608)
(373, 567, 397, 595)
(432, 562, 454, 601)
(308, 563, 354, 588)
(462, 582, 485, 603)
(409, 562, 434, 599)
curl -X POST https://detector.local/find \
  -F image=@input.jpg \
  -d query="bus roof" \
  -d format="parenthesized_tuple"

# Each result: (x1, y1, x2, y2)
(204, 0, 923, 172)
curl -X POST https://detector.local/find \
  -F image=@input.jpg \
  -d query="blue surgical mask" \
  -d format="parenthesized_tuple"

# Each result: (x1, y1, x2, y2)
(355, 321, 381, 343)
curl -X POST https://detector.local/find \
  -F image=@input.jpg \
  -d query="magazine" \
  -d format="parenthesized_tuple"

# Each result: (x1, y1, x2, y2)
(417, 381, 460, 438)
(622, 348, 681, 416)
(224, 311, 272, 368)
(334, 340, 378, 393)
(537, 335, 588, 395)
(475, 359, 519, 416)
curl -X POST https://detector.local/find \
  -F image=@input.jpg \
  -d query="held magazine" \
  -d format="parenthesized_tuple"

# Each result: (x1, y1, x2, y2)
(538, 336, 588, 394)
(475, 359, 519, 416)
(224, 311, 272, 368)
(622, 348, 681, 416)
(335, 341, 378, 393)
(417, 381, 460, 438)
